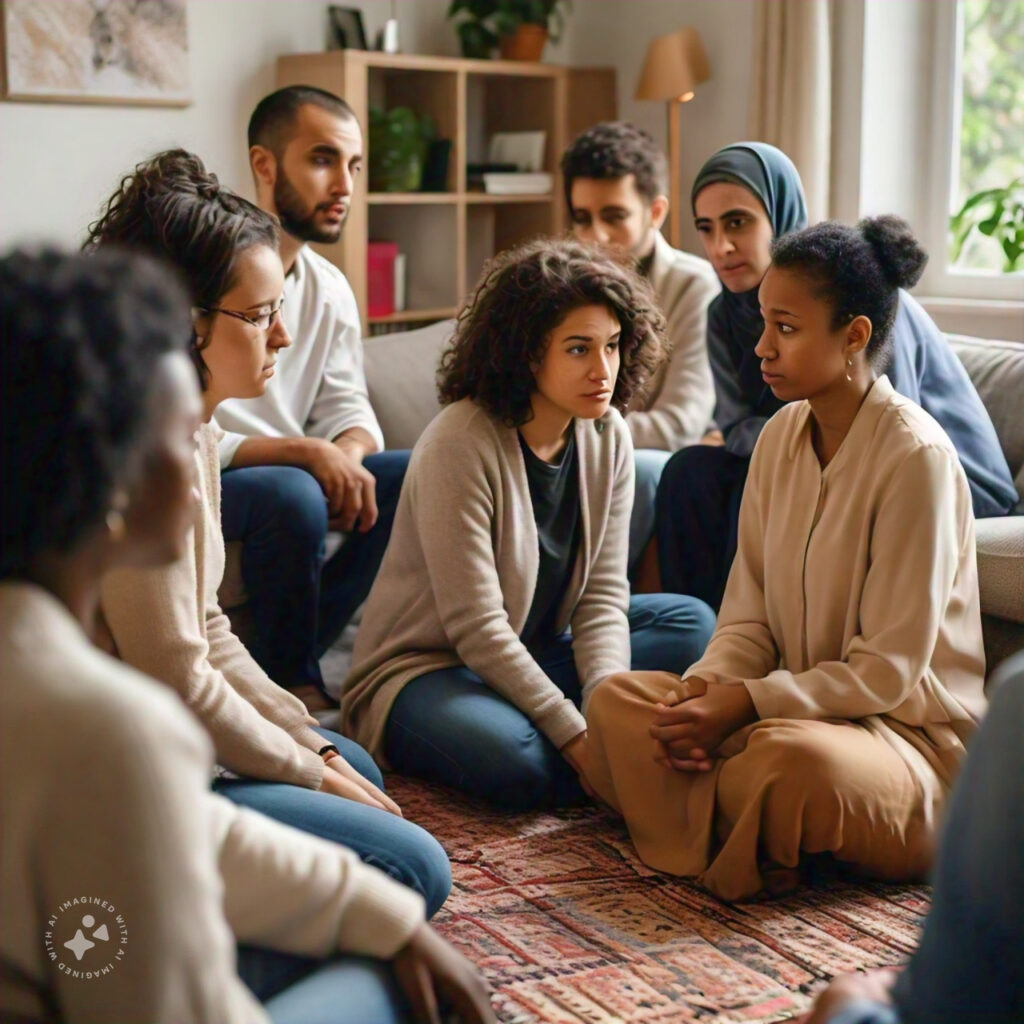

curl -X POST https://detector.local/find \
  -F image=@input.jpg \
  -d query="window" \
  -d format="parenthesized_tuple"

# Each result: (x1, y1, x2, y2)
(920, 0, 1024, 301)
(948, 0, 1024, 276)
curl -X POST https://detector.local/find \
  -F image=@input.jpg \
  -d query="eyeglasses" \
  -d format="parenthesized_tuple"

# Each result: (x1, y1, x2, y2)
(195, 298, 285, 331)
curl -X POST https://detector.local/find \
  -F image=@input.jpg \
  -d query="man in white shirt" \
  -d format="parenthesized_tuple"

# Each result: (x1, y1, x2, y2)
(216, 86, 407, 702)
(561, 122, 719, 570)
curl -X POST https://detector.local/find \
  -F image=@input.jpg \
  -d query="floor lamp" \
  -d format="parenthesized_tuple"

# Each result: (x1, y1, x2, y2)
(635, 27, 711, 248)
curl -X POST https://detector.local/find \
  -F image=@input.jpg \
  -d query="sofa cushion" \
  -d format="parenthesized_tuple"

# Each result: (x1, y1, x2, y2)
(948, 335, 1024, 506)
(975, 516, 1024, 624)
(364, 320, 455, 451)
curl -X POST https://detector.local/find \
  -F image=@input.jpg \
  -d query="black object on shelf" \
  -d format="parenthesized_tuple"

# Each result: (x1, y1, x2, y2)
(422, 140, 453, 192)
(466, 161, 517, 189)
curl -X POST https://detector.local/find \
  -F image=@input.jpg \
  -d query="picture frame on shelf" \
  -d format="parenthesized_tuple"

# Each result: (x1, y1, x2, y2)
(1, 0, 191, 107)
(328, 5, 368, 50)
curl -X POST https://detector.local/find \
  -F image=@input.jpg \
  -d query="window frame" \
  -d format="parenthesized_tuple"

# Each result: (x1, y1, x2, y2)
(918, 0, 1024, 302)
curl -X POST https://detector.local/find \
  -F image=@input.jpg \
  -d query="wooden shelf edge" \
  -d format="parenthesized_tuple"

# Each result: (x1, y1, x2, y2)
(369, 192, 459, 205)
(368, 306, 458, 325)
(465, 192, 556, 204)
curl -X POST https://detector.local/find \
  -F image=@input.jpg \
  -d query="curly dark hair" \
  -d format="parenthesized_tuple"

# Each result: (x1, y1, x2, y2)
(438, 237, 667, 426)
(770, 215, 928, 366)
(0, 247, 191, 579)
(560, 121, 668, 210)
(85, 148, 279, 388)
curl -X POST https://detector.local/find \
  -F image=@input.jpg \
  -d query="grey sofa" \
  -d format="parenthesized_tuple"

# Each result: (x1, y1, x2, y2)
(357, 324, 1024, 671)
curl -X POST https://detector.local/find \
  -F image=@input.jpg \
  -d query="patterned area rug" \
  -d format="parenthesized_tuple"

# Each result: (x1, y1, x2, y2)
(389, 777, 928, 1024)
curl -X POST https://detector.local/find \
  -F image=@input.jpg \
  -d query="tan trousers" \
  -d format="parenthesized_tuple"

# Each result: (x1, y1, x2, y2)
(585, 672, 943, 901)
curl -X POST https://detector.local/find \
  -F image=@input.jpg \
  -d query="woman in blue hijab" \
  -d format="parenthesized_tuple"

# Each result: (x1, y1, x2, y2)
(655, 142, 1016, 609)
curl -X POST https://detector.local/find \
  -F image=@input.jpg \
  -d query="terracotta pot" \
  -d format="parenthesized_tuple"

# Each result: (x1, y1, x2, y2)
(499, 23, 548, 62)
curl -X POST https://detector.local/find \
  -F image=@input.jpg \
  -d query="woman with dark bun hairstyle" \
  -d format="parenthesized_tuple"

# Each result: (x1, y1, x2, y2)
(656, 143, 1016, 611)
(87, 150, 452, 917)
(343, 238, 716, 810)
(584, 216, 987, 901)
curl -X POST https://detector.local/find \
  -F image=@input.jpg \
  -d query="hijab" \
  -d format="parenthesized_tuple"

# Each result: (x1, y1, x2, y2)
(691, 143, 808, 427)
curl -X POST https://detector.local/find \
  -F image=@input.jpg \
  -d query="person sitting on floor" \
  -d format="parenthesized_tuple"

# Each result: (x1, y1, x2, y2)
(86, 149, 451, 917)
(655, 142, 1017, 610)
(584, 216, 987, 901)
(215, 85, 408, 706)
(0, 246, 494, 1024)
(342, 238, 716, 810)
(802, 651, 1023, 1024)
(561, 121, 720, 568)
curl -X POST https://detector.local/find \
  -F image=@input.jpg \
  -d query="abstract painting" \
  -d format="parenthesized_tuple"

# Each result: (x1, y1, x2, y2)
(2, 0, 190, 106)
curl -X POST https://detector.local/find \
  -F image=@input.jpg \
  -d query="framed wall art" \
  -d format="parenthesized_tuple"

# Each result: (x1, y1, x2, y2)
(1, 0, 191, 106)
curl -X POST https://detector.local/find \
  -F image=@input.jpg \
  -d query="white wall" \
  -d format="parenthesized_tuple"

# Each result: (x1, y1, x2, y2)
(0, 0, 452, 249)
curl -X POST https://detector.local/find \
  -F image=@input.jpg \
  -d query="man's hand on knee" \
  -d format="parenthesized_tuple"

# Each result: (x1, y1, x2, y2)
(304, 438, 379, 532)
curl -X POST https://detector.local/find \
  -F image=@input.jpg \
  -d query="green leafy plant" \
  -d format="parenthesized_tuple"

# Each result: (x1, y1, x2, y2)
(446, 0, 569, 59)
(949, 178, 1024, 272)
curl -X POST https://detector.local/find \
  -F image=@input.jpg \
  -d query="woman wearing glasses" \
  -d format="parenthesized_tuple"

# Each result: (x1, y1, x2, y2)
(85, 150, 451, 918)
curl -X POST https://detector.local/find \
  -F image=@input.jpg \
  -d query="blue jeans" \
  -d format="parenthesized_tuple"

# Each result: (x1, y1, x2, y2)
(214, 728, 450, 917)
(238, 949, 411, 1024)
(385, 594, 716, 810)
(630, 448, 673, 572)
(220, 451, 410, 695)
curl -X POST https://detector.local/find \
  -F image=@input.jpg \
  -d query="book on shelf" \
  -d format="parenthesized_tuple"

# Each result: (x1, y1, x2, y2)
(367, 240, 399, 317)
(481, 172, 554, 195)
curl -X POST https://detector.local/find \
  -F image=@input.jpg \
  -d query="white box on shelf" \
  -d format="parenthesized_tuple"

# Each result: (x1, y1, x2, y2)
(482, 172, 553, 195)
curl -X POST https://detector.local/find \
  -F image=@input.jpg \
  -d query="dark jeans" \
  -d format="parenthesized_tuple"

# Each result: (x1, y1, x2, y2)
(214, 727, 450, 918)
(384, 593, 716, 811)
(220, 451, 410, 695)
(655, 445, 750, 611)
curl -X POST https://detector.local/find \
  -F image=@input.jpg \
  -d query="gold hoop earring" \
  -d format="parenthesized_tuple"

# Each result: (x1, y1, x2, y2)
(845, 358, 853, 382)
(105, 489, 128, 542)
(105, 508, 126, 541)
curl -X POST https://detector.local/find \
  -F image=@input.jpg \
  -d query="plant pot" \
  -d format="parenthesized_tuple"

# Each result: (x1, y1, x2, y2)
(499, 23, 548, 62)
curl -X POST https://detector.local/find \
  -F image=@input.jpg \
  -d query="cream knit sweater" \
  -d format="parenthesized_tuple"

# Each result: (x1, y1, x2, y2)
(342, 399, 634, 760)
(0, 583, 423, 1024)
(100, 423, 326, 789)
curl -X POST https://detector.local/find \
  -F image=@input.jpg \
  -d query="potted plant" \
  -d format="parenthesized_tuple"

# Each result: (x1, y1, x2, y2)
(446, 0, 570, 61)
(949, 177, 1024, 272)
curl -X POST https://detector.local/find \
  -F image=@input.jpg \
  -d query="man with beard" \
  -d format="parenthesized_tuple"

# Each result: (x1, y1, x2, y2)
(215, 86, 407, 706)
(561, 122, 719, 570)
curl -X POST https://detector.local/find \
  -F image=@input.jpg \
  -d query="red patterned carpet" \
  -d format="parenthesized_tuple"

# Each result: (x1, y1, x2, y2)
(389, 777, 928, 1024)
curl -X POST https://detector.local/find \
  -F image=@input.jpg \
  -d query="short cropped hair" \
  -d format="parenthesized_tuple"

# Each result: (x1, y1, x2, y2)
(438, 237, 667, 427)
(248, 85, 356, 155)
(770, 215, 928, 367)
(560, 121, 669, 210)
(0, 247, 190, 578)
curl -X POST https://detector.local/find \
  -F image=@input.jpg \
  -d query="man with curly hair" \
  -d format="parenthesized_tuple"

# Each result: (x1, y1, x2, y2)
(561, 122, 720, 568)
(214, 86, 409, 706)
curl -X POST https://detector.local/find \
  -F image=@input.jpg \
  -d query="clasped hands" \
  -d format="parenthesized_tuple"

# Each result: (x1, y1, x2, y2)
(649, 676, 757, 772)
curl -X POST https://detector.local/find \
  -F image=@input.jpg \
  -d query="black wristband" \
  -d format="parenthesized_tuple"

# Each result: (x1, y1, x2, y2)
(318, 743, 340, 758)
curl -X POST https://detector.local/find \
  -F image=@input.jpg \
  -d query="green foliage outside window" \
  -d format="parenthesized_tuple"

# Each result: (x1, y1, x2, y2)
(949, 0, 1024, 272)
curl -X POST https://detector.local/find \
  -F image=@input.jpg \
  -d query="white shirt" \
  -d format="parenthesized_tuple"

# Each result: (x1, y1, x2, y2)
(215, 245, 384, 468)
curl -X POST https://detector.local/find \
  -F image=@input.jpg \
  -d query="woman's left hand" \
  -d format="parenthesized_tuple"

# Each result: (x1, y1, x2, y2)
(325, 754, 404, 817)
(649, 678, 758, 771)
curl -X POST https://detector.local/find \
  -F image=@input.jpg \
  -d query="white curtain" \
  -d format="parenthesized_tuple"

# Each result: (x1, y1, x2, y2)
(749, 0, 833, 222)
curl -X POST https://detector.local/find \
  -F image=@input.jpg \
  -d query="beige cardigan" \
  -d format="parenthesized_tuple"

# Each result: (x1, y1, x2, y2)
(100, 422, 326, 790)
(626, 231, 719, 450)
(689, 375, 987, 793)
(0, 583, 423, 1024)
(342, 399, 634, 760)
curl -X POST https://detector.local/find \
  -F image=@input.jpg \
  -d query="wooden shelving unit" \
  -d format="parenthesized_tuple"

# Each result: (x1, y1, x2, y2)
(276, 51, 615, 331)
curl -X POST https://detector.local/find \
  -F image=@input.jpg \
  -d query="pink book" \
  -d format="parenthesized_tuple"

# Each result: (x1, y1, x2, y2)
(367, 241, 399, 318)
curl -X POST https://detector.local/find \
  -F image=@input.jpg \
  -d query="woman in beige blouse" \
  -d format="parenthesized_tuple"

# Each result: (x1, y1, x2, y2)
(585, 215, 987, 901)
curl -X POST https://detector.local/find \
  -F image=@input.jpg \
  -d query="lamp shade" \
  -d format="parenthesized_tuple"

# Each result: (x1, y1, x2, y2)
(635, 26, 711, 102)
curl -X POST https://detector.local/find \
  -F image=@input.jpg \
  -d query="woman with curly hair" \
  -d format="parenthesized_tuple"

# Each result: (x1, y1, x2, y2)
(341, 238, 716, 808)
(585, 217, 987, 901)
(86, 149, 451, 916)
